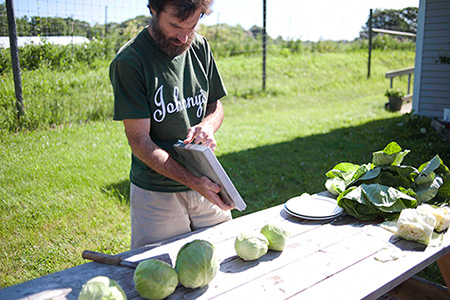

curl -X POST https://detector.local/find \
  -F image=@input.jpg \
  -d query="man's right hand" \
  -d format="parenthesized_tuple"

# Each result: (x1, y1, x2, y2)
(192, 176, 234, 211)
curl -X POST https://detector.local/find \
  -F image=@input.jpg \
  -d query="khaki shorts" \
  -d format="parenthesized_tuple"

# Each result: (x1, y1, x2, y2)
(130, 183, 232, 249)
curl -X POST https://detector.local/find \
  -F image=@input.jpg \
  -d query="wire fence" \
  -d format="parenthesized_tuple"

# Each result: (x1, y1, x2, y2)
(1, 0, 419, 128)
(1, 0, 149, 37)
(1, 0, 269, 119)
(1, 0, 266, 41)
(0, 0, 268, 56)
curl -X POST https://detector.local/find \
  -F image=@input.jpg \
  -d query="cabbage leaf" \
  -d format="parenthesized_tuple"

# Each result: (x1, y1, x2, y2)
(337, 184, 417, 220)
(326, 142, 448, 221)
(372, 141, 410, 166)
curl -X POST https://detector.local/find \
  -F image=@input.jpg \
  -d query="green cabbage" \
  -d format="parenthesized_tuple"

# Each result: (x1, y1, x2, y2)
(397, 208, 436, 245)
(175, 240, 219, 289)
(234, 232, 268, 261)
(260, 223, 290, 251)
(78, 276, 126, 300)
(133, 259, 178, 300)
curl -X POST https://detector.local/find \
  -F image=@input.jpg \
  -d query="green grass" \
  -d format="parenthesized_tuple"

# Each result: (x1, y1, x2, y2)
(0, 60, 113, 132)
(0, 122, 131, 285)
(2, 49, 449, 288)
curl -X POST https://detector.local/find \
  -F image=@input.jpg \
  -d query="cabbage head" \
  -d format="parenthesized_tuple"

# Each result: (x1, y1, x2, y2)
(235, 232, 268, 261)
(175, 239, 219, 289)
(78, 276, 126, 300)
(260, 223, 290, 251)
(397, 208, 436, 245)
(133, 259, 178, 300)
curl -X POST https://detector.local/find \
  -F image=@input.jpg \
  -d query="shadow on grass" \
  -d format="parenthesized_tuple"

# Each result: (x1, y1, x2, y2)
(219, 113, 448, 218)
(103, 179, 130, 205)
(103, 113, 448, 220)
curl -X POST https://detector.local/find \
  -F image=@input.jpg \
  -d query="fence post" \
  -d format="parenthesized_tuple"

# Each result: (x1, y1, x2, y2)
(367, 9, 372, 79)
(105, 6, 108, 35)
(262, 0, 266, 91)
(407, 74, 411, 94)
(6, 0, 24, 117)
(104, 6, 108, 57)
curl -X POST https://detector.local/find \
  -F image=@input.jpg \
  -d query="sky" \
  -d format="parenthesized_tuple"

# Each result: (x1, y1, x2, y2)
(201, 0, 420, 41)
(12, 0, 420, 41)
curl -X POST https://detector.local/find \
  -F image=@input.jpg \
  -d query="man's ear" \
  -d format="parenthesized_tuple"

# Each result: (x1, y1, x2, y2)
(147, 5, 155, 16)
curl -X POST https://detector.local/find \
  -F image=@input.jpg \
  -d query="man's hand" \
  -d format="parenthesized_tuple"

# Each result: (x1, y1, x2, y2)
(183, 100, 224, 151)
(194, 176, 234, 211)
(183, 123, 217, 151)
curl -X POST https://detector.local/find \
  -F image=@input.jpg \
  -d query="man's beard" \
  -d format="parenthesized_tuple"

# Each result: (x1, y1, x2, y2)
(150, 17, 195, 57)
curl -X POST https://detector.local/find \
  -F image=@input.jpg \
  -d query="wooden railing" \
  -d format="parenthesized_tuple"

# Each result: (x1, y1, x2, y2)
(385, 67, 414, 100)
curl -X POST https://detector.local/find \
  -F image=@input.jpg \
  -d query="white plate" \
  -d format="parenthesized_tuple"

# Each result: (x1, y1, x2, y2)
(284, 194, 343, 220)
(284, 205, 340, 220)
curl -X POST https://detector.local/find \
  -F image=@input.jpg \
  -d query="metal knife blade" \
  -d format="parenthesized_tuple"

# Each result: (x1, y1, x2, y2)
(82, 250, 171, 269)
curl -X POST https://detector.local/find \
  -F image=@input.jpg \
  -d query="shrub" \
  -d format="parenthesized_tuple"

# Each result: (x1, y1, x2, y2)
(385, 89, 405, 98)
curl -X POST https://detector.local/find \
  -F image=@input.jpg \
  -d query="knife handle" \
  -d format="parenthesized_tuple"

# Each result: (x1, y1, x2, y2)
(82, 250, 122, 265)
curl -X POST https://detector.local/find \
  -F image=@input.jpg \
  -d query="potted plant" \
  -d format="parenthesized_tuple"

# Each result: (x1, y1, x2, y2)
(385, 89, 405, 111)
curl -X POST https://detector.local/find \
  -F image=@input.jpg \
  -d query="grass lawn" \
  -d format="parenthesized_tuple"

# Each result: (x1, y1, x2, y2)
(1, 49, 449, 288)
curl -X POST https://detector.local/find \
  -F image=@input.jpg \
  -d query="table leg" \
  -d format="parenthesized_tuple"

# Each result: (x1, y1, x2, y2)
(437, 252, 450, 295)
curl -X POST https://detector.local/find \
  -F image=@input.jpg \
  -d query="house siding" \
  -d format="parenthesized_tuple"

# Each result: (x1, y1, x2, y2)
(414, 0, 450, 118)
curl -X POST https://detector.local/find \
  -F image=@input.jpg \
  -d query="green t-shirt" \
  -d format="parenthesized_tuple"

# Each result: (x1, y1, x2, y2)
(110, 28, 227, 192)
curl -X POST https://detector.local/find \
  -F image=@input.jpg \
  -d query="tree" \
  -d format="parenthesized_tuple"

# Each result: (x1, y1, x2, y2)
(359, 7, 418, 39)
(0, 3, 7, 36)
(250, 25, 263, 39)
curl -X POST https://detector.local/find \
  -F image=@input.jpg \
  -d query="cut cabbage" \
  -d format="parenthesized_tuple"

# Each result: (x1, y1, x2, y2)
(416, 204, 450, 232)
(235, 232, 268, 261)
(396, 208, 436, 245)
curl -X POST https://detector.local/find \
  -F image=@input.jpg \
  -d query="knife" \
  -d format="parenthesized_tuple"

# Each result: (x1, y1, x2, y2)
(82, 250, 172, 269)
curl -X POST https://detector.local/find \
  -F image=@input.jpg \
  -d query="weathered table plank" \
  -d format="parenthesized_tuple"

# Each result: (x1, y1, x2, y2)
(199, 219, 392, 299)
(292, 227, 450, 300)
(165, 219, 369, 298)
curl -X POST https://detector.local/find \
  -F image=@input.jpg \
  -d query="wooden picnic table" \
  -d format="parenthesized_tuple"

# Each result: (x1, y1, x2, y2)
(2, 192, 450, 300)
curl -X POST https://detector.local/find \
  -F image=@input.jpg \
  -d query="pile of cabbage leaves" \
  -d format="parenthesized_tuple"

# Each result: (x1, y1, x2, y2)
(325, 142, 450, 221)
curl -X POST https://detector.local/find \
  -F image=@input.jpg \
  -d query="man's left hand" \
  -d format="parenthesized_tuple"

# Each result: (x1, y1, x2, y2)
(184, 124, 217, 151)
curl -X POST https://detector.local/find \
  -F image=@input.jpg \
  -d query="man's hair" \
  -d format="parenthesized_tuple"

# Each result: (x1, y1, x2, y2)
(148, 0, 214, 20)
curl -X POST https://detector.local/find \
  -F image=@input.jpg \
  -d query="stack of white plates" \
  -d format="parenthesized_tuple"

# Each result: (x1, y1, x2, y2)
(284, 194, 344, 220)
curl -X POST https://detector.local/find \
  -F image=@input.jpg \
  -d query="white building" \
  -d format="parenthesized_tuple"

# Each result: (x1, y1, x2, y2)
(413, 0, 450, 119)
(0, 36, 89, 48)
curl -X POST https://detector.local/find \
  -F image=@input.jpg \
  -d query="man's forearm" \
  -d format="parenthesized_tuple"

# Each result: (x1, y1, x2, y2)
(123, 117, 232, 210)
(122, 119, 199, 188)
(130, 133, 200, 188)
(129, 132, 231, 209)
(202, 100, 224, 133)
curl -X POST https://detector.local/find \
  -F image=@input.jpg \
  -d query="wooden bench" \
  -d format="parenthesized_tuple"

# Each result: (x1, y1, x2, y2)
(385, 67, 414, 103)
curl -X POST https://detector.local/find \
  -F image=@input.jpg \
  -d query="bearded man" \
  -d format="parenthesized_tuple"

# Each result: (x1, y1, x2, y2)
(110, 0, 232, 249)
